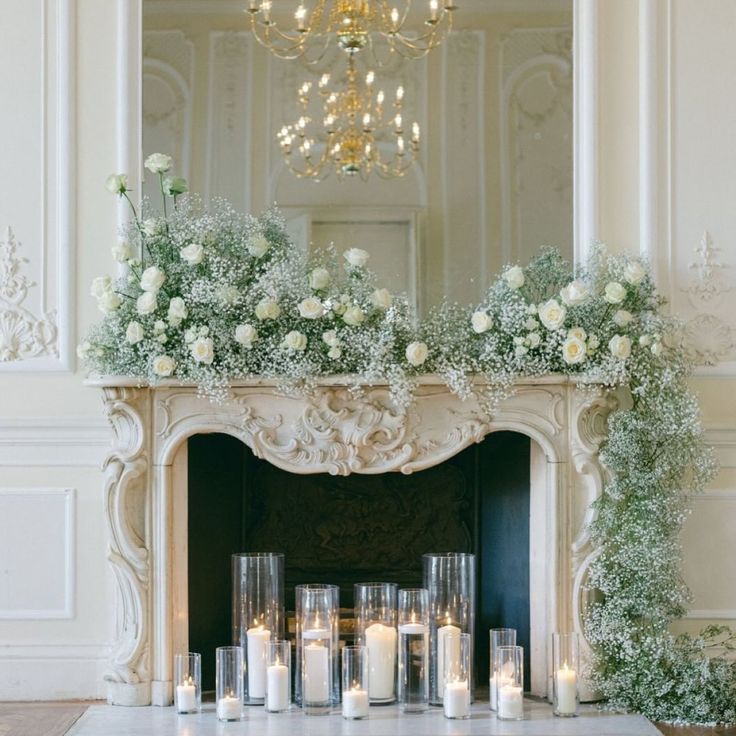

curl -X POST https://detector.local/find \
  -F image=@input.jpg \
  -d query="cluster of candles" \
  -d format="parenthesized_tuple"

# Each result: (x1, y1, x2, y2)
(173, 553, 580, 721)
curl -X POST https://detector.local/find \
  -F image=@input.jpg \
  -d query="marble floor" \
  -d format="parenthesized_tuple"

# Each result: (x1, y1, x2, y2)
(68, 700, 660, 736)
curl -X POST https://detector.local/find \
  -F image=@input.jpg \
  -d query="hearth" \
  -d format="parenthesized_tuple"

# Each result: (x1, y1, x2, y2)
(187, 431, 532, 693)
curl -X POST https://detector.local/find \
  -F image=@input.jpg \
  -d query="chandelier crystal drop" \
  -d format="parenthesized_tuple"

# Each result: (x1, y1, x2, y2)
(277, 57, 420, 180)
(246, 0, 458, 63)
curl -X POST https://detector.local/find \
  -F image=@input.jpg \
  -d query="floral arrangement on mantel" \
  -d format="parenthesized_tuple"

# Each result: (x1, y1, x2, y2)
(80, 155, 736, 724)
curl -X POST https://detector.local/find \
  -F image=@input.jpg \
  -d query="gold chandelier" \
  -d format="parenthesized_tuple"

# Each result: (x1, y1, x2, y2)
(277, 56, 420, 180)
(246, 0, 458, 62)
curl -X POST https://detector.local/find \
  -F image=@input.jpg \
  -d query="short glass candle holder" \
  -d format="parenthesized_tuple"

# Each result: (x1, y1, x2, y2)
(174, 652, 201, 714)
(354, 582, 397, 704)
(216, 646, 244, 722)
(443, 632, 471, 720)
(397, 588, 429, 714)
(423, 552, 476, 705)
(552, 632, 579, 717)
(296, 583, 339, 714)
(495, 645, 524, 721)
(265, 640, 291, 713)
(232, 552, 284, 705)
(489, 628, 516, 711)
(342, 645, 369, 720)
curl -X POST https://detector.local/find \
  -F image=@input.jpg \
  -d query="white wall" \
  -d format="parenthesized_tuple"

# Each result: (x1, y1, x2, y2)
(0, 0, 734, 701)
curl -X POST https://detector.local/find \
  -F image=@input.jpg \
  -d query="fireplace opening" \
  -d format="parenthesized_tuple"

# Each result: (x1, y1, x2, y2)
(187, 431, 532, 695)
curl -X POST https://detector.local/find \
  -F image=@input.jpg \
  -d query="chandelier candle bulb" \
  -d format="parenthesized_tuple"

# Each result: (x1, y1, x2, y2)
(295, 4, 306, 31)
(552, 633, 579, 717)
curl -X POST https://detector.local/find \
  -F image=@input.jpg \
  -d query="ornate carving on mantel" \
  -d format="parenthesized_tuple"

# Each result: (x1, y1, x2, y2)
(89, 376, 610, 706)
(0, 227, 58, 362)
(101, 387, 151, 705)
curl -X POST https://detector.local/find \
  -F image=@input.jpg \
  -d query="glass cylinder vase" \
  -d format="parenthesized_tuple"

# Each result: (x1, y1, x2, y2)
(422, 552, 476, 705)
(174, 652, 201, 714)
(495, 645, 524, 721)
(397, 588, 429, 714)
(489, 628, 516, 711)
(232, 552, 284, 705)
(443, 633, 471, 720)
(265, 640, 291, 713)
(216, 646, 244, 722)
(296, 583, 339, 714)
(552, 633, 579, 717)
(354, 582, 397, 704)
(342, 645, 369, 719)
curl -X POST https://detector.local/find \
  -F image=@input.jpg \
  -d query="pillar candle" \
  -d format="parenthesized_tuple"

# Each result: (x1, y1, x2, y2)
(303, 636, 330, 704)
(490, 672, 512, 710)
(246, 626, 271, 699)
(436, 623, 461, 698)
(498, 684, 523, 720)
(443, 680, 469, 719)
(364, 622, 397, 700)
(175, 678, 197, 712)
(342, 687, 369, 719)
(217, 694, 242, 721)
(555, 665, 577, 715)
(266, 663, 289, 711)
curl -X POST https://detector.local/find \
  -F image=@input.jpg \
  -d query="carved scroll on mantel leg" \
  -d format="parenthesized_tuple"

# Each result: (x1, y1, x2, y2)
(102, 387, 152, 706)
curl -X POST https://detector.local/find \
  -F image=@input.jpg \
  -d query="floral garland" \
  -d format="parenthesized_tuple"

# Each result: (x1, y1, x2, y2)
(82, 155, 736, 723)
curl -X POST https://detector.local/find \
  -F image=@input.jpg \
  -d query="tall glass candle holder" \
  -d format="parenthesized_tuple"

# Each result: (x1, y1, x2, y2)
(354, 582, 397, 704)
(422, 552, 476, 705)
(342, 646, 369, 719)
(296, 583, 339, 714)
(216, 646, 244, 722)
(443, 633, 471, 720)
(232, 552, 284, 705)
(552, 633, 579, 717)
(265, 640, 291, 713)
(397, 588, 429, 713)
(489, 628, 516, 711)
(495, 645, 524, 721)
(174, 652, 201, 714)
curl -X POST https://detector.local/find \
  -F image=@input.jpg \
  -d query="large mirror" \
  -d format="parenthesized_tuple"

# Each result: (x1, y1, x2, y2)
(143, 0, 572, 313)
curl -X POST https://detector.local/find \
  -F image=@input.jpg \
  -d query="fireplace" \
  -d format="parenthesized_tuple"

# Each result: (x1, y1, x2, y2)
(92, 376, 613, 706)
(187, 431, 532, 693)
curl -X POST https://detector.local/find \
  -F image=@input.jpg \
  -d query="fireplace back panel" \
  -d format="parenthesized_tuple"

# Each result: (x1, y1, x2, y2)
(188, 431, 531, 692)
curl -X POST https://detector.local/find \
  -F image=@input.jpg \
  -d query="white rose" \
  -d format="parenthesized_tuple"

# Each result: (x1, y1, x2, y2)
(327, 346, 342, 360)
(157, 334, 168, 344)
(180, 242, 204, 266)
(527, 304, 538, 314)
(140, 266, 165, 293)
(567, 326, 587, 342)
(235, 324, 258, 347)
(167, 297, 188, 326)
(247, 235, 270, 258)
(587, 334, 600, 351)
(309, 267, 331, 290)
(298, 297, 325, 319)
(112, 242, 132, 262)
(126, 321, 144, 344)
(342, 305, 365, 326)
(255, 299, 281, 320)
(105, 174, 127, 194)
(282, 330, 307, 351)
(190, 337, 214, 364)
(515, 345, 528, 357)
(344, 248, 370, 268)
(562, 336, 587, 365)
(216, 286, 240, 306)
(184, 327, 197, 344)
(405, 341, 428, 367)
(608, 334, 632, 360)
(560, 279, 589, 307)
(524, 317, 539, 331)
(538, 299, 567, 331)
(90, 276, 112, 299)
(527, 332, 541, 348)
(333, 295, 349, 316)
(152, 355, 175, 377)
(144, 153, 173, 174)
(154, 320, 166, 333)
(97, 290, 122, 313)
(639, 334, 652, 347)
(624, 260, 646, 285)
(604, 282, 627, 304)
(503, 265, 525, 289)
(471, 310, 493, 334)
(613, 309, 633, 327)
(136, 291, 157, 315)
(371, 288, 393, 310)
(322, 330, 339, 347)
(651, 341, 664, 357)
(141, 219, 160, 237)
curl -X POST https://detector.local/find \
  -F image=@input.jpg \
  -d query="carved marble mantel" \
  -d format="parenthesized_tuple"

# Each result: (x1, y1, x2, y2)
(88, 375, 614, 707)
